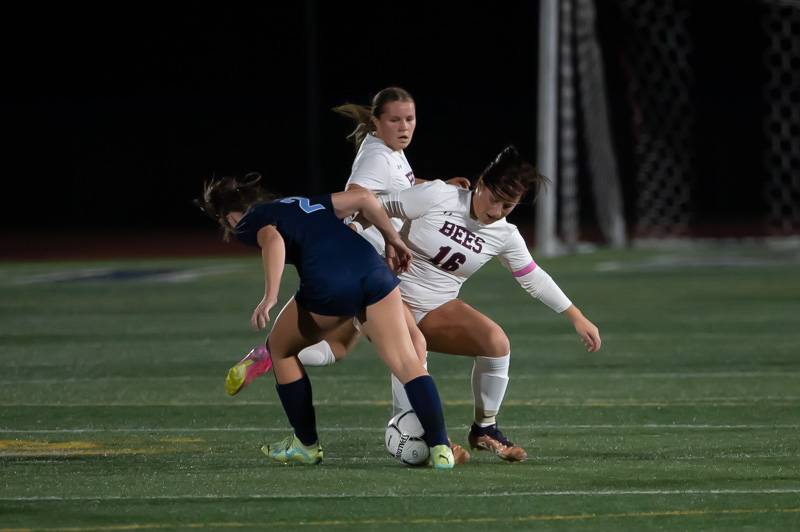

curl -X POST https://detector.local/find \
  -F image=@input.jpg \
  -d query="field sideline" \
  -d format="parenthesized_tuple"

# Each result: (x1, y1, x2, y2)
(1, 245, 799, 530)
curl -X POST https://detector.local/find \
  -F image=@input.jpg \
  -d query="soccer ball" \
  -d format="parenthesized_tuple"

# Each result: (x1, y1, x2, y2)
(384, 410, 429, 466)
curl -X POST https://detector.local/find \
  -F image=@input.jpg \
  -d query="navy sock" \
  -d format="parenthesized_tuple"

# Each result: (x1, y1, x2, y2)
(403, 375, 448, 446)
(275, 374, 318, 446)
(471, 422, 496, 435)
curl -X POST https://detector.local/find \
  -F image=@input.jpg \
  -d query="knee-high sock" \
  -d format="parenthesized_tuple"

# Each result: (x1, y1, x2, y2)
(275, 374, 318, 446)
(403, 374, 448, 447)
(471, 354, 510, 426)
(297, 340, 336, 367)
(391, 356, 427, 416)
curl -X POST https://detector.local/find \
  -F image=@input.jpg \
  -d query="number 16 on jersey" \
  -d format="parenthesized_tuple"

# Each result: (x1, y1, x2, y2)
(430, 246, 466, 272)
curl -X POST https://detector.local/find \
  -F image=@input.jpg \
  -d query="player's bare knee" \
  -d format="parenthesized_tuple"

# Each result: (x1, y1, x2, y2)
(484, 327, 510, 357)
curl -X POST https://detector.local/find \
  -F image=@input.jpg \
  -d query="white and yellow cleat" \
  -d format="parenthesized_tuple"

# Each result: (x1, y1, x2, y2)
(429, 444, 455, 470)
(261, 433, 323, 465)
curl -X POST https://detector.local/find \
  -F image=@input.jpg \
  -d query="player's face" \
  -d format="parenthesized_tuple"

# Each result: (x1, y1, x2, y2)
(373, 100, 416, 151)
(472, 183, 521, 224)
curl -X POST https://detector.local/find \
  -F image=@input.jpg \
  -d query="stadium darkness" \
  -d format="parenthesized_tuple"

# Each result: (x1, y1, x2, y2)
(1, 4, 542, 232)
(1, 2, 769, 237)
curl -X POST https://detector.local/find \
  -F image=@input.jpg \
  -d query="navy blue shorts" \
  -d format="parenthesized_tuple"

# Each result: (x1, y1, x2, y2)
(294, 264, 400, 317)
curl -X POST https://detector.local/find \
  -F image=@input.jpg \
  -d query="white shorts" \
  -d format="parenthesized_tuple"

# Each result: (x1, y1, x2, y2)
(352, 278, 457, 327)
(398, 280, 455, 324)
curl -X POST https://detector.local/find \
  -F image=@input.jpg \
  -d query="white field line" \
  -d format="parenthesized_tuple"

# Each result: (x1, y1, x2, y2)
(2, 371, 800, 385)
(3, 508, 800, 531)
(1, 455, 796, 464)
(2, 488, 800, 503)
(1, 424, 799, 434)
(2, 397, 800, 407)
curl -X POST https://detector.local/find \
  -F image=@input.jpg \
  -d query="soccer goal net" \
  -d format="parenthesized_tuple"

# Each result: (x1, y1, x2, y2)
(538, 0, 800, 252)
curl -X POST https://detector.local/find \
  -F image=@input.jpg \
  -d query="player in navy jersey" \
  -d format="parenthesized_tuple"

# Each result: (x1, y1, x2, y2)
(221, 87, 472, 463)
(196, 173, 455, 469)
(224, 88, 425, 391)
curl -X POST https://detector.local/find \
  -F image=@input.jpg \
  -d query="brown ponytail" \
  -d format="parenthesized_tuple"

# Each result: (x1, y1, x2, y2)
(195, 173, 274, 241)
(332, 103, 375, 147)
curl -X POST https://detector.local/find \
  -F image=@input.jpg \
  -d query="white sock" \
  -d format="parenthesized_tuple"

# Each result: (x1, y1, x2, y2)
(391, 355, 427, 416)
(297, 340, 337, 367)
(471, 353, 510, 426)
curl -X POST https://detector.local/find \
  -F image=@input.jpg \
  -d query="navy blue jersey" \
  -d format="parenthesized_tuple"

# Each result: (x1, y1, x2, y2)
(234, 194, 398, 316)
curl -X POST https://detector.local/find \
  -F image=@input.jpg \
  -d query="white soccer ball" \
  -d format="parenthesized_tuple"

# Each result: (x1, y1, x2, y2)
(385, 410, 429, 466)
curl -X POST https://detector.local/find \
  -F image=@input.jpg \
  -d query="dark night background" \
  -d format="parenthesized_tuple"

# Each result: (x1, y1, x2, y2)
(0, 1, 778, 252)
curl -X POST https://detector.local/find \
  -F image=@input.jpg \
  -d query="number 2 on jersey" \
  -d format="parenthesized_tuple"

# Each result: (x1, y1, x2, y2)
(280, 197, 325, 213)
(430, 246, 466, 272)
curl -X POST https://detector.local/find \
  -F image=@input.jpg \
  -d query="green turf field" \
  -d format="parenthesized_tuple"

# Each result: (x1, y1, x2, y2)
(1, 245, 799, 531)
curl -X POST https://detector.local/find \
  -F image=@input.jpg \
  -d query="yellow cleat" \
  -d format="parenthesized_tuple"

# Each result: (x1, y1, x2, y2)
(225, 345, 272, 396)
(429, 444, 455, 470)
(261, 433, 323, 465)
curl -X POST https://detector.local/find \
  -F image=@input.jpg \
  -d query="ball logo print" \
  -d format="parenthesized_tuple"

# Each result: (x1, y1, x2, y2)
(384, 410, 429, 466)
(392, 434, 410, 459)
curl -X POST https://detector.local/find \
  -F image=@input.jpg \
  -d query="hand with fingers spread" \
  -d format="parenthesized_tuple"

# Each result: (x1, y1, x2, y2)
(251, 296, 277, 331)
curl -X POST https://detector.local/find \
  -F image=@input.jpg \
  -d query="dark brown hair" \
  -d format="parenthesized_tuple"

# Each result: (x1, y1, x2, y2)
(194, 173, 274, 241)
(477, 145, 549, 203)
(332, 86, 415, 148)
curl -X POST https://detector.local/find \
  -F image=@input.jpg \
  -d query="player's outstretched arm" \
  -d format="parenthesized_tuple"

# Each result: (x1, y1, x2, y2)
(331, 189, 412, 272)
(562, 305, 601, 353)
(251, 225, 285, 331)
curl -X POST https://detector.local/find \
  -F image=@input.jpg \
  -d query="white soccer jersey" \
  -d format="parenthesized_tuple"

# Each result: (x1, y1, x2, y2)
(345, 133, 415, 253)
(380, 180, 572, 316)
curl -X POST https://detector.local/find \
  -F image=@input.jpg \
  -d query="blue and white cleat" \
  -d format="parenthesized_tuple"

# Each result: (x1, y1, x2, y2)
(261, 433, 323, 465)
(429, 444, 455, 470)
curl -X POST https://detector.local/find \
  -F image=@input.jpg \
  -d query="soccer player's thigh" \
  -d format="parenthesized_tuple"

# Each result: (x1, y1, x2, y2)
(360, 288, 425, 383)
(354, 304, 424, 362)
(418, 299, 509, 357)
(268, 298, 350, 383)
